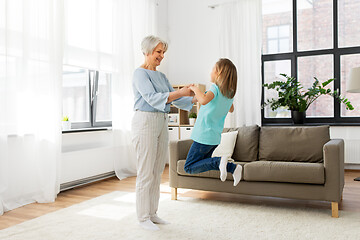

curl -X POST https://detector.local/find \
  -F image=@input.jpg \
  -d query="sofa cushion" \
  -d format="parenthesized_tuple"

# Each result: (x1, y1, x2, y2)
(259, 125, 330, 163)
(223, 125, 259, 162)
(244, 161, 325, 184)
(177, 160, 245, 181)
(212, 131, 238, 159)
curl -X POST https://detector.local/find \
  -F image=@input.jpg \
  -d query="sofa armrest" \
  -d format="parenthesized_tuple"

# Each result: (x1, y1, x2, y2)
(169, 139, 193, 166)
(169, 139, 193, 187)
(323, 139, 344, 201)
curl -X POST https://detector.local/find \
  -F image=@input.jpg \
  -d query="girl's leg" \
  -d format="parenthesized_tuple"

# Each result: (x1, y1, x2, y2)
(184, 141, 239, 177)
(184, 141, 218, 174)
(226, 162, 237, 174)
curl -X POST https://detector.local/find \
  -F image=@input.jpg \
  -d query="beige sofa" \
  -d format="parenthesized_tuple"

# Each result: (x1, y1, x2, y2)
(169, 125, 344, 218)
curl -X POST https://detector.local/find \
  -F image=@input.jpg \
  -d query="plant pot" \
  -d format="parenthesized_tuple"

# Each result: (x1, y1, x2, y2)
(62, 121, 71, 131)
(291, 111, 306, 124)
(189, 118, 196, 125)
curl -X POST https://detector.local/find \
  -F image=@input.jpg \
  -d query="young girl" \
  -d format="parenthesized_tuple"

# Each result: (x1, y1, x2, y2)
(184, 58, 242, 186)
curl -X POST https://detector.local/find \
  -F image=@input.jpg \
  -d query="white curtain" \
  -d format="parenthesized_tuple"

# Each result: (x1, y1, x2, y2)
(63, 0, 114, 72)
(62, 0, 157, 180)
(0, 0, 64, 215)
(220, 0, 262, 127)
(112, 0, 158, 179)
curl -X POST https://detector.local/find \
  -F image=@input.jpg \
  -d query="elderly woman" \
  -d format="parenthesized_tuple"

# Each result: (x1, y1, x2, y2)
(132, 35, 195, 231)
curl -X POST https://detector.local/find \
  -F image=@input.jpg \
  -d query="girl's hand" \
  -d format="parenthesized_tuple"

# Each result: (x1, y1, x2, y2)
(189, 85, 199, 92)
(191, 95, 198, 103)
(190, 86, 214, 105)
(229, 103, 234, 113)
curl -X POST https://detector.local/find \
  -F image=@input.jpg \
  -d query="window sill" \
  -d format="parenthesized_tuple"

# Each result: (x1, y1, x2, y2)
(62, 127, 112, 134)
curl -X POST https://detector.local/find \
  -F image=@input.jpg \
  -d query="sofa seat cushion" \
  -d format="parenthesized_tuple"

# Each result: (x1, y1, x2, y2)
(177, 160, 245, 181)
(244, 161, 324, 184)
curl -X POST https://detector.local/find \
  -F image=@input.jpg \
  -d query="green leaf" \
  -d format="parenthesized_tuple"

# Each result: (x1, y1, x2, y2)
(262, 74, 354, 113)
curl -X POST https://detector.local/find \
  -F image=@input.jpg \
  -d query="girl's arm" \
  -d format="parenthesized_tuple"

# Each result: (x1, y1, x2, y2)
(189, 85, 214, 105)
(229, 103, 234, 113)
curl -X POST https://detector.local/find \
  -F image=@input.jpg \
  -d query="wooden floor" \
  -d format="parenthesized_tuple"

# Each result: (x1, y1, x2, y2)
(0, 167, 359, 230)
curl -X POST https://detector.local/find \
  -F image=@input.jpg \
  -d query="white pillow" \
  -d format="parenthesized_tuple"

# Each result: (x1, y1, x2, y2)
(211, 131, 238, 158)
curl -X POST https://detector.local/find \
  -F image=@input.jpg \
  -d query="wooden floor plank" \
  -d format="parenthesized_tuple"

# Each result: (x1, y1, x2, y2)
(0, 167, 359, 230)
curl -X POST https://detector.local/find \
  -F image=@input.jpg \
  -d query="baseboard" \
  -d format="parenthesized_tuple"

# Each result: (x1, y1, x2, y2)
(60, 171, 116, 191)
(344, 164, 360, 170)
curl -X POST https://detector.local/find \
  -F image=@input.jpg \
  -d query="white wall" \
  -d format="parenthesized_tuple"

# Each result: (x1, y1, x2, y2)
(166, 0, 221, 89)
(330, 127, 360, 168)
(155, 0, 170, 73)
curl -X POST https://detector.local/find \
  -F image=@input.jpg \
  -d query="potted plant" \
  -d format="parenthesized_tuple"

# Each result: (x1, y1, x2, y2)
(62, 116, 71, 131)
(188, 112, 197, 125)
(263, 74, 354, 124)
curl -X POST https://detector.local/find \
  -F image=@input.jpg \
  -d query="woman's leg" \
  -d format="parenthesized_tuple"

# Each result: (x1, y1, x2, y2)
(149, 114, 168, 222)
(132, 112, 159, 224)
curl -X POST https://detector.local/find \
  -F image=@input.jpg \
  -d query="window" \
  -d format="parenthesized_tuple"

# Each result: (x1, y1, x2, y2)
(62, 65, 112, 130)
(340, 54, 360, 117)
(262, 0, 293, 54)
(263, 60, 291, 118)
(267, 25, 291, 54)
(262, 0, 360, 125)
(298, 54, 334, 117)
(297, 0, 333, 51)
(62, 0, 113, 130)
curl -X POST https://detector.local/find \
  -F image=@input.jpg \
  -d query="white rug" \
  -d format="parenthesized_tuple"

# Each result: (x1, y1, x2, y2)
(0, 191, 359, 240)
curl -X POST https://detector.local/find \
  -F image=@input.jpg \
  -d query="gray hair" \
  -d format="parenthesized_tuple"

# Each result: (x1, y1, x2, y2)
(141, 35, 168, 55)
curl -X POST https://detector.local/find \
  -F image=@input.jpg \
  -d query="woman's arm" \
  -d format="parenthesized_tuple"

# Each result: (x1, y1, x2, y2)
(189, 85, 214, 105)
(167, 86, 192, 103)
(229, 103, 234, 113)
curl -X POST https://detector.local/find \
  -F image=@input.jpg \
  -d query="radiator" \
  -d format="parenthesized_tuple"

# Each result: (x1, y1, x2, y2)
(344, 140, 360, 164)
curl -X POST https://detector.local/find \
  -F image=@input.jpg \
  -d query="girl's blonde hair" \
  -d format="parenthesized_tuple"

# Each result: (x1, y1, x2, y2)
(214, 58, 237, 99)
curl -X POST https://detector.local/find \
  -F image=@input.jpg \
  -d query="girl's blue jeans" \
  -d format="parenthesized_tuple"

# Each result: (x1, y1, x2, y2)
(184, 141, 236, 174)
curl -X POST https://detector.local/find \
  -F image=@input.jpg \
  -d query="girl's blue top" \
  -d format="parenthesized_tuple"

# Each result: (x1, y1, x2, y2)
(191, 83, 233, 145)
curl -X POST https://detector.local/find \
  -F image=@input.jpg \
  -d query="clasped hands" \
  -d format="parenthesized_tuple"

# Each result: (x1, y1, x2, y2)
(179, 84, 199, 95)
(179, 84, 198, 103)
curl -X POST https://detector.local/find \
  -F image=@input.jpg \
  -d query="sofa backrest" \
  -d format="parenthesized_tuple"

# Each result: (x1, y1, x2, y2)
(259, 125, 330, 163)
(223, 125, 259, 162)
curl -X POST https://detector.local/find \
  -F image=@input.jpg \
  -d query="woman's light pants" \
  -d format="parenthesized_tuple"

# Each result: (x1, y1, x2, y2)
(131, 111, 169, 222)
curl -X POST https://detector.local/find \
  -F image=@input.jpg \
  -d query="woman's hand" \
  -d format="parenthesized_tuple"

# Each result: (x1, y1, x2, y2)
(189, 85, 199, 93)
(185, 84, 195, 96)
(179, 86, 192, 96)
(167, 86, 192, 103)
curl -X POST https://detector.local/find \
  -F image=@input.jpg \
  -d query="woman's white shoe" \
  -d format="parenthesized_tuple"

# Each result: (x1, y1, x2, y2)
(150, 215, 170, 225)
(139, 220, 160, 231)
